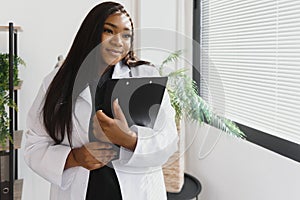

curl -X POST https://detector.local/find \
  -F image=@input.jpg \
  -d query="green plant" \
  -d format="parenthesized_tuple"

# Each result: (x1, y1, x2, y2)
(0, 53, 25, 146)
(160, 50, 245, 138)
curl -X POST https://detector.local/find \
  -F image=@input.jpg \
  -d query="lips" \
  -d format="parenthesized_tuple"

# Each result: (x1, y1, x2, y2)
(105, 48, 123, 56)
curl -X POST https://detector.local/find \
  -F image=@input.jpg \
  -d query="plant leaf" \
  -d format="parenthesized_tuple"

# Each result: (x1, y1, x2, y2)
(160, 50, 246, 138)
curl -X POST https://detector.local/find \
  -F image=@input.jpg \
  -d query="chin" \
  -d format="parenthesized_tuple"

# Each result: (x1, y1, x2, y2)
(103, 55, 123, 66)
(105, 59, 120, 66)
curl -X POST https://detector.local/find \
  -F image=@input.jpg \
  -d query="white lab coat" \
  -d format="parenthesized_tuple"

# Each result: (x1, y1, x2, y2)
(24, 62, 178, 200)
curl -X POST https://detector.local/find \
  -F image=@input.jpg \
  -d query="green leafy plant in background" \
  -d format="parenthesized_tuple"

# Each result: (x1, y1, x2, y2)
(160, 50, 245, 138)
(0, 53, 25, 146)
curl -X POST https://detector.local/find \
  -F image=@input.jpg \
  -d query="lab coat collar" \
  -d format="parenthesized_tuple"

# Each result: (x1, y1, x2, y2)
(78, 61, 130, 106)
(112, 61, 130, 78)
(78, 86, 92, 106)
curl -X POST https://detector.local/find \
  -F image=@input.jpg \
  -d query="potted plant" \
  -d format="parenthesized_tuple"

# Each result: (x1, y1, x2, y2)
(0, 53, 25, 147)
(160, 50, 245, 192)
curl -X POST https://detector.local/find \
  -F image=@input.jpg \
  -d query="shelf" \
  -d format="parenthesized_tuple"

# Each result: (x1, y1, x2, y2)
(0, 26, 23, 32)
(14, 80, 23, 90)
(0, 130, 23, 151)
(0, 179, 23, 200)
(14, 179, 23, 200)
(1, 22, 23, 200)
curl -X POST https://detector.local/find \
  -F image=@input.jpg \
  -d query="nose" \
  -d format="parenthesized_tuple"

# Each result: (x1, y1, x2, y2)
(110, 34, 123, 47)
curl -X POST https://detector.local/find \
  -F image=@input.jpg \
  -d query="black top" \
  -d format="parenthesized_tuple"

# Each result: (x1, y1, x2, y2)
(86, 66, 122, 200)
(85, 166, 122, 200)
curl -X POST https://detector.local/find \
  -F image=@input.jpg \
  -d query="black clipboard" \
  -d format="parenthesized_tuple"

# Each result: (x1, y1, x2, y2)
(95, 77, 168, 128)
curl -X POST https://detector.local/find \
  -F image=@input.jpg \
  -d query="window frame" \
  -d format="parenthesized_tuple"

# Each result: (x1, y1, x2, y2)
(193, 0, 300, 163)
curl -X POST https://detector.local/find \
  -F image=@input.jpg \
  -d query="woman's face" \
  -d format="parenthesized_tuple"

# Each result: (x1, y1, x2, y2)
(101, 13, 132, 65)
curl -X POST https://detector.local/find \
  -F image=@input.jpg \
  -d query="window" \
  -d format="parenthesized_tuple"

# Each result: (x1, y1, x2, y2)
(200, 0, 300, 144)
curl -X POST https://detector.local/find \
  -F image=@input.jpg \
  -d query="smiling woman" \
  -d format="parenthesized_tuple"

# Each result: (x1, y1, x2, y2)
(24, 2, 178, 200)
(101, 13, 132, 65)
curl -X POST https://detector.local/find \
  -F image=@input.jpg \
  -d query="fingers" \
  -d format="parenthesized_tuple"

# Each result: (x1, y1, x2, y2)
(89, 149, 117, 164)
(92, 116, 111, 142)
(96, 110, 113, 125)
(93, 115, 100, 128)
(78, 142, 118, 170)
(85, 141, 112, 150)
(89, 149, 117, 158)
(93, 129, 111, 143)
(113, 99, 127, 124)
(84, 142, 117, 162)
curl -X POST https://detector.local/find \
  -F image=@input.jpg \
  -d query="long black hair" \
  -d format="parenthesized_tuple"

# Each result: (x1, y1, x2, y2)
(43, 2, 149, 145)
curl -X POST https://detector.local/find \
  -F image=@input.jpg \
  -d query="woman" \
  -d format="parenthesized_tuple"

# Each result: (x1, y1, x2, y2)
(25, 2, 178, 200)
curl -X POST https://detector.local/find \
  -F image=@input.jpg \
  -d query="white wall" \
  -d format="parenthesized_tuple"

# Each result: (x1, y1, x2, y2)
(137, 0, 177, 66)
(185, 122, 300, 200)
(137, 0, 194, 75)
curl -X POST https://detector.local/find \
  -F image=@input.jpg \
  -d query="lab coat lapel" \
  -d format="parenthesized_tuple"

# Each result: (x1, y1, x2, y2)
(79, 61, 130, 103)
(73, 62, 127, 142)
(112, 62, 130, 78)
(78, 86, 92, 106)
(73, 86, 92, 144)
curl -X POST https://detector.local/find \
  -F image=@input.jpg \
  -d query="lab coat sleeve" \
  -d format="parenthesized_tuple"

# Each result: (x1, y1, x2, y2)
(24, 78, 76, 190)
(119, 89, 179, 168)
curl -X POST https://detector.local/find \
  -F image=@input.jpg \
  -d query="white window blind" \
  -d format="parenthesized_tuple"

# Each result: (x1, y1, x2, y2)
(201, 0, 300, 144)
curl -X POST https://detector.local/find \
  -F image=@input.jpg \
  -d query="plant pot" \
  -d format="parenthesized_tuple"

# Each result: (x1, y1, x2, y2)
(162, 120, 185, 193)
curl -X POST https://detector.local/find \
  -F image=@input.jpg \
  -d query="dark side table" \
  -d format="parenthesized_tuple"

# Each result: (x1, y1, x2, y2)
(167, 173, 202, 200)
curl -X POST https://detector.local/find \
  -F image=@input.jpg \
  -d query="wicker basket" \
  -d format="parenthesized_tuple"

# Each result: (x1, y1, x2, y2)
(162, 121, 185, 192)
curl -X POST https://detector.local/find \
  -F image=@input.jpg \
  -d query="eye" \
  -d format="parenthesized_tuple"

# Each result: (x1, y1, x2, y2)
(103, 28, 113, 34)
(122, 33, 132, 39)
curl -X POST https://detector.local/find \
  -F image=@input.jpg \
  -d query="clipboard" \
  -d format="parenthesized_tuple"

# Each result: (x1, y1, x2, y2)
(95, 77, 168, 128)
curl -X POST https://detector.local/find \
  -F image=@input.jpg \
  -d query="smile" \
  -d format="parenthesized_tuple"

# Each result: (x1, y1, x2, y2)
(106, 48, 123, 56)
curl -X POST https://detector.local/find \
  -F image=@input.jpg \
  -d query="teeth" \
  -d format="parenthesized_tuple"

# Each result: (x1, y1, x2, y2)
(106, 49, 122, 57)
(107, 49, 121, 54)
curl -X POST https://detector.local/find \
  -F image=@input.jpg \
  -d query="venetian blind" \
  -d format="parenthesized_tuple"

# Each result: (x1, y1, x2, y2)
(200, 0, 300, 143)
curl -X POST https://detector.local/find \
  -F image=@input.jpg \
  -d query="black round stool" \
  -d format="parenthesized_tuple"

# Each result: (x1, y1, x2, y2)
(167, 173, 201, 200)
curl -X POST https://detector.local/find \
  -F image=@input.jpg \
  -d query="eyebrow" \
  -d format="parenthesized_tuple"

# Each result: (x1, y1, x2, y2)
(104, 22, 131, 31)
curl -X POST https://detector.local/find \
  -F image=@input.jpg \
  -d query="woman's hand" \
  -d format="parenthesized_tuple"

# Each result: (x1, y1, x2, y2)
(96, 99, 137, 151)
(65, 142, 117, 171)
(93, 114, 111, 143)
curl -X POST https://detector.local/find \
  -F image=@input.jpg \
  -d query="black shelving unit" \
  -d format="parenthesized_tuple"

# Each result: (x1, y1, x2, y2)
(0, 23, 23, 200)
